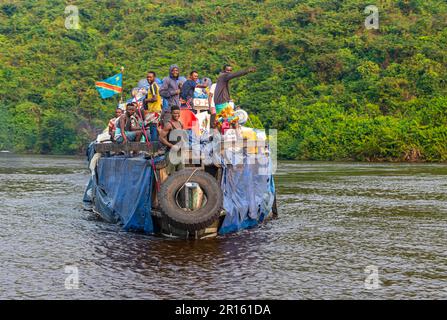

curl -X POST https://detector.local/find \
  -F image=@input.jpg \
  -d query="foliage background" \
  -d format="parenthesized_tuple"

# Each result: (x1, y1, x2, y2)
(0, 0, 446, 161)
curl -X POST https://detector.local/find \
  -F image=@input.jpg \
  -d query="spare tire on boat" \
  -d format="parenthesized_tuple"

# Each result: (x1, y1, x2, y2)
(159, 169, 223, 232)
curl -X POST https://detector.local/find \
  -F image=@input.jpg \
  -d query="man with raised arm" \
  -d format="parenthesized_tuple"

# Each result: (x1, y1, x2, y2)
(213, 64, 256, 115)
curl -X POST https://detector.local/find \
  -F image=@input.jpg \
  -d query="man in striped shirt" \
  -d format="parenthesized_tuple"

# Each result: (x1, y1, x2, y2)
(143, 71, 162, 113)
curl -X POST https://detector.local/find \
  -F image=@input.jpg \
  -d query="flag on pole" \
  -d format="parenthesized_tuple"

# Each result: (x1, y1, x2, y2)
(95, 73, 123, 99)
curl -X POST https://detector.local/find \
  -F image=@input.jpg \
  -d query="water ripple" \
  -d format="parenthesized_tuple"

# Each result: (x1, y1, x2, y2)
(0, 155, 446, 299)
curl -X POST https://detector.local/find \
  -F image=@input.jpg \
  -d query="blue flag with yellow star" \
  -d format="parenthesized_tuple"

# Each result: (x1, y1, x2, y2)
(95, 73, 123, 99)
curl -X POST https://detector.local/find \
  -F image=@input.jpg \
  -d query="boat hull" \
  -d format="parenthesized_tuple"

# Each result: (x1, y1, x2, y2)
(84, 143, 277, 239)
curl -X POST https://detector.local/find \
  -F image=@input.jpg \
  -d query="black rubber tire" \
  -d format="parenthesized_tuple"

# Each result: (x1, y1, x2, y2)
(159, 169, 223, 232)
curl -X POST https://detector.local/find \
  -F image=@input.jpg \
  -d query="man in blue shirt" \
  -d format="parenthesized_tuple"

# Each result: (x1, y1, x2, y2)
(180, 71, 208, 113)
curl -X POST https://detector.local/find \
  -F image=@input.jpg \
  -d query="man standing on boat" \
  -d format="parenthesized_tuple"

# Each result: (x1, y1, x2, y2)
(180, 71, 208, 112)
(159, 106, 186, 174)
(214, 64, 256, 115)
(160, 65, 181, 125)
(143, 71, 162, 141)
(143, 71, 162, 113)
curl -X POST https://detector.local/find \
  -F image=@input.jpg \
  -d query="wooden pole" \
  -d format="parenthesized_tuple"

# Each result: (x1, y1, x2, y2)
(120, 66, 125, 104)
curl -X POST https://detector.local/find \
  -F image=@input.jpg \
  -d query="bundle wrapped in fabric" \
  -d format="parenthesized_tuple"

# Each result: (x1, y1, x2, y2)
(216, 105, 239, 133)
(131, 87, 147, 101)
(137, 78, 163, 89)
(234, 109, 248, 125)
(143, 111, 160, 125)
(194, 88, 208, 99)
(241, 127, 258, 154)
(179, 109, 198, 130)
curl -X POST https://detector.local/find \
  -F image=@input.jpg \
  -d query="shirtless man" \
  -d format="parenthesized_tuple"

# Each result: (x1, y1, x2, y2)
(159, 106, 184, 150)
(159, 106, 186, 174)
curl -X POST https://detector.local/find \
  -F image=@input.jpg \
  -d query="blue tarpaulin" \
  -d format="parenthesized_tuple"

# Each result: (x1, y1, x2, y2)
(195, 132, 276, 234)
(85, 156, 161, 234)
(219, 157, 275, 235)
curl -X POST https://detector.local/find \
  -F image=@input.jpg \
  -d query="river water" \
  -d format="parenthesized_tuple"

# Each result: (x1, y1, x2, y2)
(0, 154, 446, 299)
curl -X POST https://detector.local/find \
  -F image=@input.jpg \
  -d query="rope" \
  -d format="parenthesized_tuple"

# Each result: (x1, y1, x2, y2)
(135, 95, 160, 192)
(174, 168, 200, 210)
(247, 115, 256, 128)
(179, 168, 200, 192)
(186, 98, 193, 110)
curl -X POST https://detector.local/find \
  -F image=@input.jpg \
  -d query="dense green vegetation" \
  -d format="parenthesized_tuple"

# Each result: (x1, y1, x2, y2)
(1, 0, 446, 161)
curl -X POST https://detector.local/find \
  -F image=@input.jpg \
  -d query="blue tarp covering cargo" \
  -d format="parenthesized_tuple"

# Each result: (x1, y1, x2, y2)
(220, 161, 275, 234)
(85, 156, 163, 233)
(84, 144, 276, 237)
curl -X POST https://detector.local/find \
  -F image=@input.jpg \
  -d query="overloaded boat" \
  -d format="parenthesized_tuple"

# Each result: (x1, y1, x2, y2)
(83, 91, 278, 239)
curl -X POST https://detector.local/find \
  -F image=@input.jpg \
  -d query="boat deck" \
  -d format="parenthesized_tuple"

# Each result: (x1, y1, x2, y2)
(94, 141, 162, 155)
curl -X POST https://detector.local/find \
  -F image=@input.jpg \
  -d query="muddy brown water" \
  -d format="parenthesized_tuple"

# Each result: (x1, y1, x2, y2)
(0, 154, 446, 299)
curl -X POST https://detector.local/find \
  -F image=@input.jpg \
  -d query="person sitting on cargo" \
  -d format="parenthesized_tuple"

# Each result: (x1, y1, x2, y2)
(159, 64, 181, 125)
(115, 103, 143, 144)
(180, 71, 208, 112)
(108, 108, 122, 141)
(214, 64, 256, 115)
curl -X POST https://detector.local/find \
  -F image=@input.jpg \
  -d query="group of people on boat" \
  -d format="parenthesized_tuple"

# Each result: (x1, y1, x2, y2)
(106, 64, 256, 151)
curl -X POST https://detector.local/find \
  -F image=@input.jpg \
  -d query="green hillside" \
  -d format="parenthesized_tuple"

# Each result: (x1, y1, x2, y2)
(1, 0, 446, 161)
